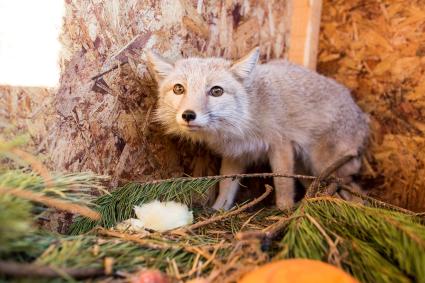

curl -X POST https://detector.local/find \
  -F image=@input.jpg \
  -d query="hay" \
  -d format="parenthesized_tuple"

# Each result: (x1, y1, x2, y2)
(318, 0, 425, 211)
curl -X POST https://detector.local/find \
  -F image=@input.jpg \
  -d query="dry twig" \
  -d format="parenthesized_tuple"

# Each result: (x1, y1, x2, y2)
(97, 228, 179, 250)
(144, 173, 328, 185)
(305, 213, 342, 267)
(180, 241, 224, 279)
(236, 215, 303, 241)
(172, 185, 273, 234)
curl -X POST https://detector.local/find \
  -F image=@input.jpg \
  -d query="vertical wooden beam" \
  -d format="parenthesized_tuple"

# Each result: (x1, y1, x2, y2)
(288, 0, 323, 70)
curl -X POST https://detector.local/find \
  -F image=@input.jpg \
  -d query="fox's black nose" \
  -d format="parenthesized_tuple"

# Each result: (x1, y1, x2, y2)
(182, 110, 196, 122)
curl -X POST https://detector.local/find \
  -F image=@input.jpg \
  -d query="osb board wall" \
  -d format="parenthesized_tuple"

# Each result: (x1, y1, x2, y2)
(318, 0, 425, 211)
(0, 86, 55, 164)
(52, 0, 291, 188)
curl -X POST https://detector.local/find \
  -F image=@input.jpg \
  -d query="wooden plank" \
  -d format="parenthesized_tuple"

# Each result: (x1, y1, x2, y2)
(288, 0, 323, 69)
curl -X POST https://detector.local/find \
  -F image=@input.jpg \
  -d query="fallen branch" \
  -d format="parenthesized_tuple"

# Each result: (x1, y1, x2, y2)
(0, 260, 104, 279)
(172, 185, 273, 234)
(0, 187, 100, 220)
(97, 228, 180, 250)
(143, 172, 337, 185)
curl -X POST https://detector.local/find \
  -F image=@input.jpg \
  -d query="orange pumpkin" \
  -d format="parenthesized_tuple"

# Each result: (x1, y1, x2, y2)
(239, 259, 358, 283)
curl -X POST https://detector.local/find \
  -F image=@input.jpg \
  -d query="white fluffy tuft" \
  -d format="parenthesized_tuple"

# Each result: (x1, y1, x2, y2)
(132, 200, 193, 232)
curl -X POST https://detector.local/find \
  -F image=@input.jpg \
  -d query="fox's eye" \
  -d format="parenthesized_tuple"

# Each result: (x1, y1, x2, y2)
(173, 84, 185, 95)
(210, 86, 223, 97)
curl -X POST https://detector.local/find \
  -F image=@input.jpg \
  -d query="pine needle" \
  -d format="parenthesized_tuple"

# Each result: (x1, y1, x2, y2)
(6, 232, 196, 274)
(279, 197, 425, 283)
(0, 170, 107, 206)
(0, 194, 32, 254)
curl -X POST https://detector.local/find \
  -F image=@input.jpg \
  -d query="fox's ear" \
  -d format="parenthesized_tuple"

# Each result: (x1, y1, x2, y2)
(146, 51, 174, 81)
(230, 47, 260, 79)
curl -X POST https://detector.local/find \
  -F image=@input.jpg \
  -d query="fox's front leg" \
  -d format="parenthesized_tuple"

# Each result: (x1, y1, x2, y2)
(212, 157, 245, 211)
(269, 142, 295, 210)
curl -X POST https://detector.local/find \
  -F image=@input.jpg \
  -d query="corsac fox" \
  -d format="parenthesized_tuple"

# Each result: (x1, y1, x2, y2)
(147, 48, 369, 210)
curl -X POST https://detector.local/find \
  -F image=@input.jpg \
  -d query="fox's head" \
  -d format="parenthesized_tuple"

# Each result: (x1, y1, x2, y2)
(147, 48, 260, 141)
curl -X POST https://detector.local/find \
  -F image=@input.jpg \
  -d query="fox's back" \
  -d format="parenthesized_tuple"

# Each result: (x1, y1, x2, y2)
(246, 60, 369, 150)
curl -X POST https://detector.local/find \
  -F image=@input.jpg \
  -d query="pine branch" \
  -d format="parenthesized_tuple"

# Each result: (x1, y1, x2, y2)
(4, 232, 198, 279)
(0, 260, 104, 279)
(0, 168, 106, 255)
(340, 184, 424, 217)
(8, 148, 54, 187)
(279, 197, 425, 283)
(70, 178, 221, 234)
(0, 170, 107, 205)
(0, 194, 32, 253)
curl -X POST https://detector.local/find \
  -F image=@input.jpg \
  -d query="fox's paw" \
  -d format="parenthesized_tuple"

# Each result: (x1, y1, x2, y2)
(275, 198, 295, 211)
(212, 198, 232, 211)
(337, 183, 366, 204)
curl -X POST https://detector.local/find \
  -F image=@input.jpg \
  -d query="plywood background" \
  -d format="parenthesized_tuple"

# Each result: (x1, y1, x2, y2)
(0, 86, 54, 160)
